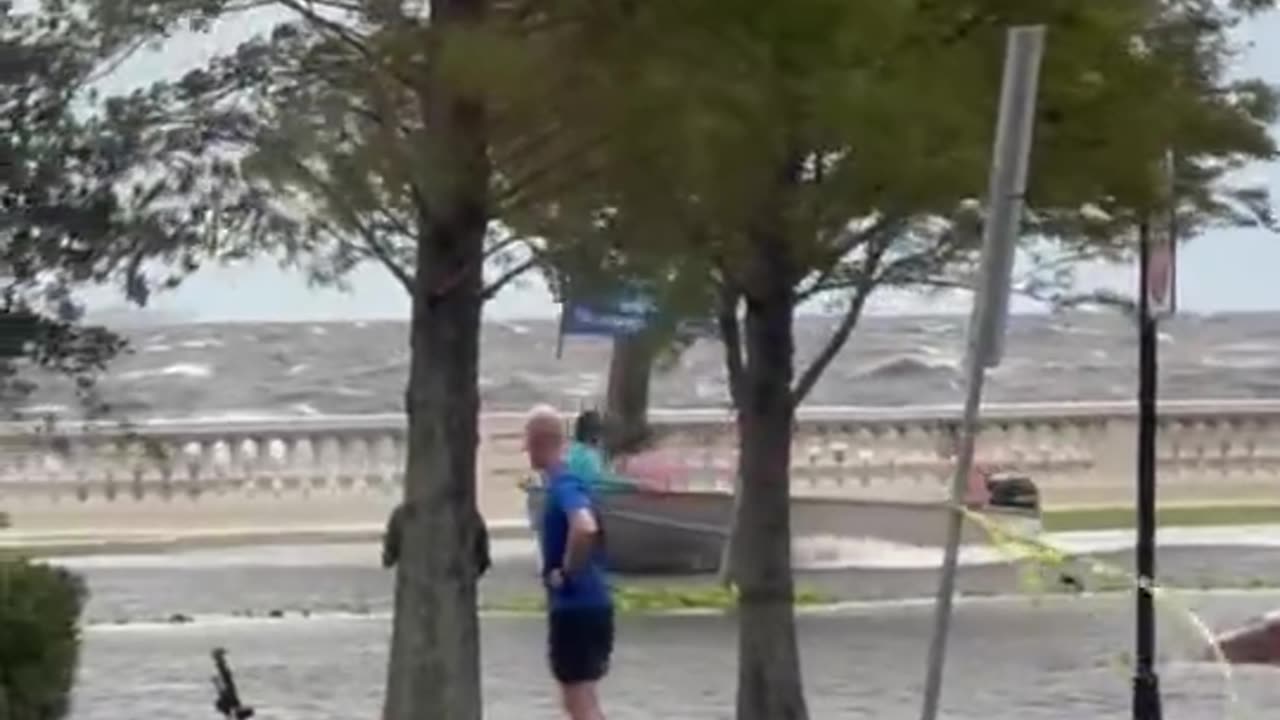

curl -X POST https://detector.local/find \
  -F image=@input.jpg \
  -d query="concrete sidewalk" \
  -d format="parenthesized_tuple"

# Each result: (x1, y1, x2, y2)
(0, 518, 531, 557)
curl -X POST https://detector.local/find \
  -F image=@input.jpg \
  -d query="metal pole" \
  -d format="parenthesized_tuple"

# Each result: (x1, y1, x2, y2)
(919, 25, 1045, 720)
(1133, 225, 1164, 719)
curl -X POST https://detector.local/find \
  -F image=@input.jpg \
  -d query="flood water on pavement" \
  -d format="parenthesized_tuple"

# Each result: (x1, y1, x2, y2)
(54, 540, 1280, 719)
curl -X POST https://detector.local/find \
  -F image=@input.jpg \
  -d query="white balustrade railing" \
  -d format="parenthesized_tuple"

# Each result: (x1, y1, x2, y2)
(1, 400, 1278, 534)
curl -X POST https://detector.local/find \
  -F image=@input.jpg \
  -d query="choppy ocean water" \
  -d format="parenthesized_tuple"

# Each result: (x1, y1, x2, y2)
(14, 312, 1280, 420)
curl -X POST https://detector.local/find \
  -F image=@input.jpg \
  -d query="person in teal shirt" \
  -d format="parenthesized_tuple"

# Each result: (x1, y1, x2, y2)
(566, 410, 632, 493)
(566, 410, 606, 479)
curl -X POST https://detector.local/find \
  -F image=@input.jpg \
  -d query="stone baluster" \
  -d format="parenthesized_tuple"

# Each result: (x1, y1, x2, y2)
(1060, 419, 1097, 484)
(1019, 418, 1053, 483)
(5, 442, 32, 499)
(273, 436, 299, 494)
(52, 436, 77, 503)
(328, 435, 351, 492)
(1249, 415, 1280, 477)
(1212, 417, 1237, 476)
(115, 437, 139, 502)
(1158, 417, 1185, 483)
(190, 439, 218, 497)
(897, 423, 936, 491)
(366, 430, 394, 491)
(209, 438, 235, 495)
(292, 435, 313, 493)
(1232, 417, 1264, 478)
(231, 436, 260, 495)
(351, 434, 375, 492)
(791, 420, 822, 491)
(1178, 418, 1207, 477)
(267, 436, 290, 495)
(312, 435, 340, 493)
(694, 424, 727, 491)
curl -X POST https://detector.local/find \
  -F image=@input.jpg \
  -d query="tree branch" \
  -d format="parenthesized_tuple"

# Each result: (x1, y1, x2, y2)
(483, 233, 527, 260)
(796, 215, 905, 301)
(275, 0, 372, 57)
(791, 236, 892, 404)
(716, 280, 745, 408)
(358, 225, 415, 292)
(271, 150, 415, 291)
(481, 255, 541, 300)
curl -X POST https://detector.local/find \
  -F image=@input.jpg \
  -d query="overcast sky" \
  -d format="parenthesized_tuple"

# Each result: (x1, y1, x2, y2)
(79, 8, 1280, 323)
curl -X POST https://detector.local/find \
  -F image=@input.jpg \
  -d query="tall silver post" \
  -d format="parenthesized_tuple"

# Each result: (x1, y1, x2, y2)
(919, 25, 1045, 720)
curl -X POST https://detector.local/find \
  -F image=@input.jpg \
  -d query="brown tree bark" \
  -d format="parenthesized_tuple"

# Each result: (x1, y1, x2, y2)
(732, 232, 809, 720)
(382, 1, 490, 717)
(604, 331, 653, 456)
(716, 285, 745, 587)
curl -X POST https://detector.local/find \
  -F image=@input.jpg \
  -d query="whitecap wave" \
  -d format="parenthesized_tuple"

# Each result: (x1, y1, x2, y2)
(117, 363, 214, 381)
(856, 355, 959, 380)
(179, 338, 224, 349)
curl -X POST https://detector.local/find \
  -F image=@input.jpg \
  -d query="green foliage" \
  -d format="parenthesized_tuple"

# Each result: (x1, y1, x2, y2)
(0, 561, 87, 720)
(76, 2, 568, 299)
(481, 0, 1279, 396)
(0, 4, 150, 416)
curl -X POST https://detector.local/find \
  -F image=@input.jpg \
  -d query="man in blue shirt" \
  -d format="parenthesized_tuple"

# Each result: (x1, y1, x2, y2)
(525, 406, 613, 720)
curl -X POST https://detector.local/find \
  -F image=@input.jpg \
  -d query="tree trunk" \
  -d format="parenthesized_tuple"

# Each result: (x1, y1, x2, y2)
(732, 238, 808, 720)
(382, 2, 489, 717)
(717, 467, 743, 587)
(604, 332, 653, 456)
(716, 287, 745, 588)
(383, 184, 487, 720)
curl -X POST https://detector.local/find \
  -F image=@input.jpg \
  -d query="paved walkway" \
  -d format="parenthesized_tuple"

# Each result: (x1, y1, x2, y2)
(70, 592, 1280, 719)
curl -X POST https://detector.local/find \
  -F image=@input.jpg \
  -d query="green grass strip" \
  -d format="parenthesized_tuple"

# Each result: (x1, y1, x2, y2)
(1043, 504, 1280, 532)
(485, 584, 835, 614)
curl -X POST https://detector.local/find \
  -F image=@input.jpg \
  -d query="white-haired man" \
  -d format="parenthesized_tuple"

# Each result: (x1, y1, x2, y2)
(525, 405, 612, 720)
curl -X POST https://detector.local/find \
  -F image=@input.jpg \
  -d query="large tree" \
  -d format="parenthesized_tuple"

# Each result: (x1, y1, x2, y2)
(71, 2, 543, 717)
(481, 1, 1279, 717)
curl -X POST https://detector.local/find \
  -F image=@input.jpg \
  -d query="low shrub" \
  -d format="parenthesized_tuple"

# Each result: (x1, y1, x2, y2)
(0, 560, 87, 720)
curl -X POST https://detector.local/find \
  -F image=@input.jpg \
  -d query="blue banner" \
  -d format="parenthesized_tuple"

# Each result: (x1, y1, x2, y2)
(560, 293, 655, 338)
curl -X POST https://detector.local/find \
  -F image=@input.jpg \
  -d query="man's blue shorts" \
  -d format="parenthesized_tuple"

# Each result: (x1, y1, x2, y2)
(547, 606, 614, 684)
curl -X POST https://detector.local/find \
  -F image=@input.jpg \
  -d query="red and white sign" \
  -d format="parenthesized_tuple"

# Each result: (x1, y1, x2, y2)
(1146, 222, 1177, 319)
(1147, 150, 1178, 319)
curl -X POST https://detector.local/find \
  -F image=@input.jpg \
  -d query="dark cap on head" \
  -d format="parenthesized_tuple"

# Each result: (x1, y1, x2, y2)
(574, 410, 604, 444)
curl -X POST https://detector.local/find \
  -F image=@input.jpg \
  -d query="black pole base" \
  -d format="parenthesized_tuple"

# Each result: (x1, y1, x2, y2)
(1132, 671, 1163, 720)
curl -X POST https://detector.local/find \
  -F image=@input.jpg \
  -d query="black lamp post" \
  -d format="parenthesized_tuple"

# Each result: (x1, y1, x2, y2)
(1132, 219, 1164, 720)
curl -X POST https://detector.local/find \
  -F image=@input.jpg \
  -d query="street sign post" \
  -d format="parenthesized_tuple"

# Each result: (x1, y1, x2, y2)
(919, 25, 1046, 720)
